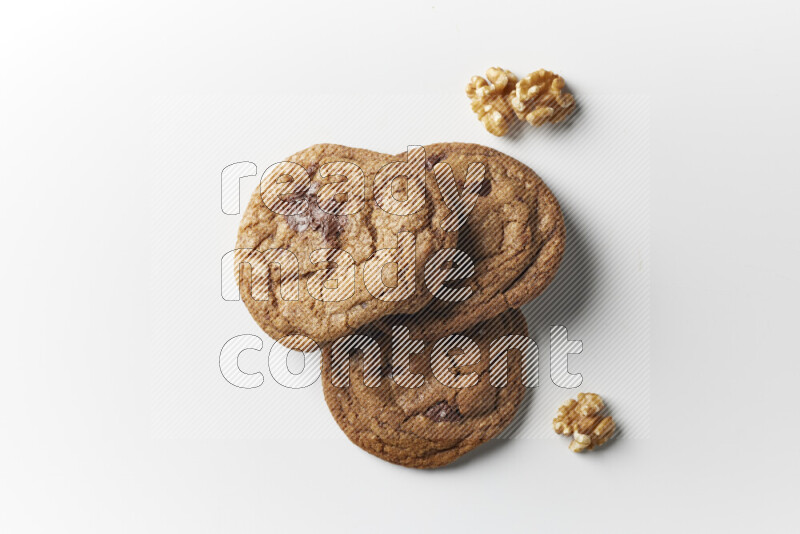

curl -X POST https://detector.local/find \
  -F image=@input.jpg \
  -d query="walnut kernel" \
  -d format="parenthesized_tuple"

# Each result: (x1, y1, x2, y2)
(511, 69, 575, 127)
(466, 67, 518, 137)
(553, 393, 615, 453)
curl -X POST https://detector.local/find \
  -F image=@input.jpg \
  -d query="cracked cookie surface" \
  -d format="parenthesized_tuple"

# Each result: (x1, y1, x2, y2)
(378, 143, 565, 340)
(322, 308, 529, 468)
(236, 144, 457, 350)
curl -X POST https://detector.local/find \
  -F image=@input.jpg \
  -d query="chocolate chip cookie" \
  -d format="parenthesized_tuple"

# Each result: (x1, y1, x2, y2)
(236, 144, 458, 350)
(322, 308, 529, 468)
(378, 143, 565, 339)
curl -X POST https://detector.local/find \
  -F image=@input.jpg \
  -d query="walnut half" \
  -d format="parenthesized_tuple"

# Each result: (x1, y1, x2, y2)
(553, 393, 615, 452)
(465, 67, 518, 137)
(511, 69, 575, 127)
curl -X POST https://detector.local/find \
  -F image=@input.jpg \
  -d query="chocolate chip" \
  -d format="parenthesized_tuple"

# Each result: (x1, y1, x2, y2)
(283, 186, 347, 244)
(425, 153, 446, 172)
(423, 400, 463, 423)
(282, 189, 307, 204)
(306, 163, 319, 177)
(379, 361, 393, 378)
(477, 179, 492, 197)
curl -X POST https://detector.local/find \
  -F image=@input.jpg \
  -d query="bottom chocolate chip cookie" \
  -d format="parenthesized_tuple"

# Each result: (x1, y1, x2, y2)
(322, 309, 529, 468)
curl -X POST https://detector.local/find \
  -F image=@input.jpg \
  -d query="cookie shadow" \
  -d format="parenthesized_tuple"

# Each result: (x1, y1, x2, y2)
(438, 205, 599, 470)
(521, 203, 599, 330)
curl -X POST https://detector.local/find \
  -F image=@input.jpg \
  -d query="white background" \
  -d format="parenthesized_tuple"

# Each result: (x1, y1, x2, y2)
(2, 1, 799, 532)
